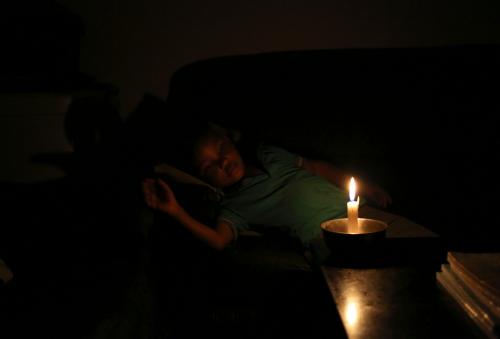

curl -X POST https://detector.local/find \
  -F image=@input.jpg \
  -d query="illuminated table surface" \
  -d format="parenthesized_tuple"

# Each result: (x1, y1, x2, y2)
(311, 206, 482, 339)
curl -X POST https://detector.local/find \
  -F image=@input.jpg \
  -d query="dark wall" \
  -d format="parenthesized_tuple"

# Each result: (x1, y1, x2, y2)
(56, 0, 500, 115)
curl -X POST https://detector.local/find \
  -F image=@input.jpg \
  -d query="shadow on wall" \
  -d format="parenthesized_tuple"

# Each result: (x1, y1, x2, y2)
(0, 93, 145, 339)
(21, 93, 122, 181)
(64, 95, 123, 155)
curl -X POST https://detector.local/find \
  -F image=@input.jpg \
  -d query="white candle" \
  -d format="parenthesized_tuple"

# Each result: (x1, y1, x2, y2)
(347, 177, 359, 233)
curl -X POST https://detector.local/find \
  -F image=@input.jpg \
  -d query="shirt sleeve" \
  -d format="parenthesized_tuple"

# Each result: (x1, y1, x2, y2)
(217, 207, 249, 242)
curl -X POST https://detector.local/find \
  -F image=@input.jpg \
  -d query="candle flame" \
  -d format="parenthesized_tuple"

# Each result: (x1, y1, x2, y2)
(349, 177, 356, 201)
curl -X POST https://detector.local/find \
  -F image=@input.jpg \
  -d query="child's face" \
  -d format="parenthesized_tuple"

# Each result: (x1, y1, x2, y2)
(193, 134, 245, 188)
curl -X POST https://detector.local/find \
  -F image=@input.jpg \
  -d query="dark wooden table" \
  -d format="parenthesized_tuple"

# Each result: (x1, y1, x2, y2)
(310, 206, 484, 339)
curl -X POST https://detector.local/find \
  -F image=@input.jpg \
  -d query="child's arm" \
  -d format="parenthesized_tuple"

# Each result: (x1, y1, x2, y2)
(142, 178, 234, 250)
(301, 158, 392, 208)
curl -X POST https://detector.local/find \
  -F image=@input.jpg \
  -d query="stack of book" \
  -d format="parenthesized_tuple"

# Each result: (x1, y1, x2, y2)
(437, 252, 500, 338)
(0, 259, 13, 286)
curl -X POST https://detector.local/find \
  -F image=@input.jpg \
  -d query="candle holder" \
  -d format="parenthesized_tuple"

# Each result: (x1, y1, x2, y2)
(320, 218, 388, 254)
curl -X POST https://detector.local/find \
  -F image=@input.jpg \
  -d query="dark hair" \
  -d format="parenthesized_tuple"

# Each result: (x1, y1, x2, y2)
(155, 120, 229, 175)
(171, 120, 263, 178)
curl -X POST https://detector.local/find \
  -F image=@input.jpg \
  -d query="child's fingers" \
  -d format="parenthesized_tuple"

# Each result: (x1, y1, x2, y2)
(157, 179, 172, 193)
(142, 179, 154, 194)
(146, 188, 159, 209)
(143, 185, 154, 207)
(151, 194, 158, 209)
(142, 178, 174, 211)
(145, 195, 154, 208)
(142, 180, 159, 209)
(156, 179, 172, 201)
(142, 181, 154, 197)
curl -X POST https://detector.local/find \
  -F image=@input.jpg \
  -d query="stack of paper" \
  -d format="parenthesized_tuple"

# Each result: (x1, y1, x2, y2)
(437, 252, 500, 338)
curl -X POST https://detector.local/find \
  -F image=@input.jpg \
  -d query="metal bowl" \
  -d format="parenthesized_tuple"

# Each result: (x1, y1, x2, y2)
(320, 218, 388, 253)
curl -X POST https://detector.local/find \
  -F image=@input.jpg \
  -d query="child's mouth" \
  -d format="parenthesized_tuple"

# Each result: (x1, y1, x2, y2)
(226, 162, 237, 176)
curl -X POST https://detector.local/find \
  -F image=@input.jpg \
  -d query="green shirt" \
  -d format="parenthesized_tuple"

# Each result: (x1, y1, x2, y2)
(218, 144, 350, 246)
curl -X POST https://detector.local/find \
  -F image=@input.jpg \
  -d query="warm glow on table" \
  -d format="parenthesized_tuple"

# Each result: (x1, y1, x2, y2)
(346, 301, 359, 327)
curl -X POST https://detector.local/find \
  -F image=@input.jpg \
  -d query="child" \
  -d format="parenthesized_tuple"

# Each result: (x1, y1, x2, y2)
(142, 122, 391, 251)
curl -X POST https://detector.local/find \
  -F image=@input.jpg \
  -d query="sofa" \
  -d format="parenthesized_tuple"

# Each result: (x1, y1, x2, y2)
(163, 44, 500, 250)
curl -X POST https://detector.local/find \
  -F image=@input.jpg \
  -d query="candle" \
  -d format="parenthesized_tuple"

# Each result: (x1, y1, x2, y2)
(347, 177, 359, 233)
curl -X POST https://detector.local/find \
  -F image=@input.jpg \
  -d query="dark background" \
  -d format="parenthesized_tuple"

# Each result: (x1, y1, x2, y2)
(1, 0, 499, 274)
(4, 0, 499, 115)
(63, 0, 500, 116)
(1, 1, 500, 338)
(1, 0, 499, 269)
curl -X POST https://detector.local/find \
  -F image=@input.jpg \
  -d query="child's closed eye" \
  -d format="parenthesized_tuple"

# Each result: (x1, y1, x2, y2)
(219, 139, 233, 156)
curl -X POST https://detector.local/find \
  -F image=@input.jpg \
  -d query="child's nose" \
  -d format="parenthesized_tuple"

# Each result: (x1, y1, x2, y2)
(219, 156, 228, 170)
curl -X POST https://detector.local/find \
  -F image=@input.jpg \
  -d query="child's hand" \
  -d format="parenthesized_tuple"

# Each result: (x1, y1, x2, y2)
(361, 182, 392, 209)
(142, 178, 183, 217)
